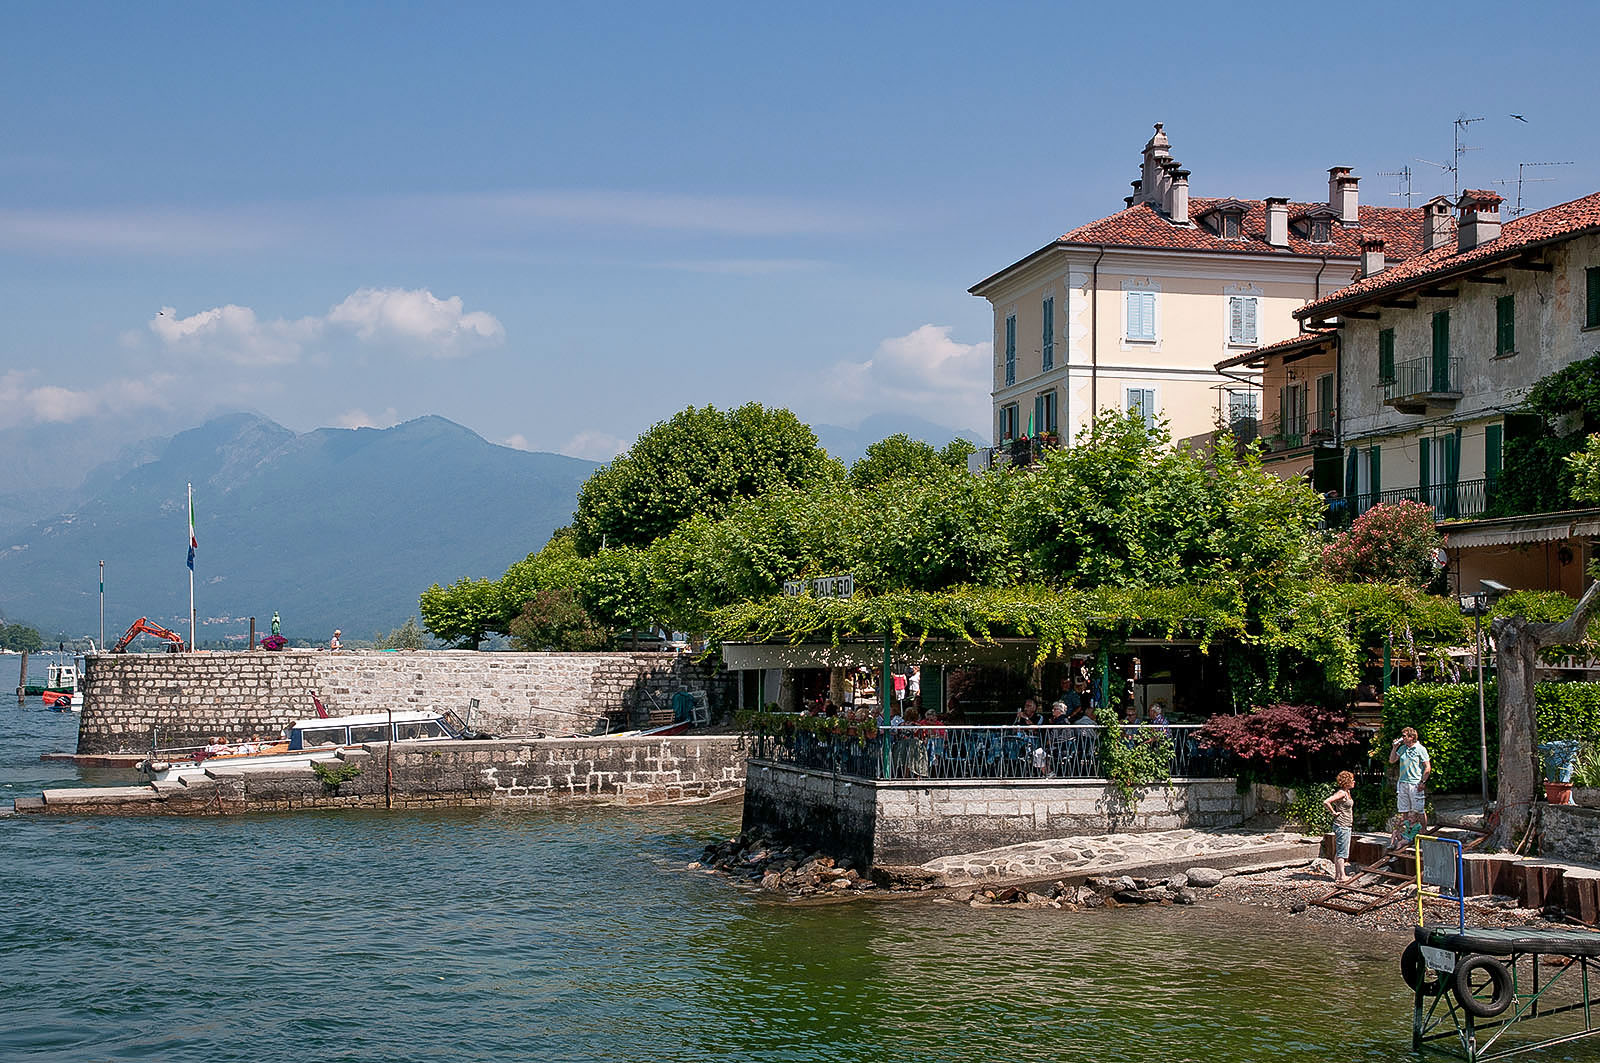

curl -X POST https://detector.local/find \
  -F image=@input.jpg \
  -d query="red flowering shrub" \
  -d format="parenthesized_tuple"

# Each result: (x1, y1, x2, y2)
(1199, 703, 1366, 784)
(1322, 500, 1444, 587)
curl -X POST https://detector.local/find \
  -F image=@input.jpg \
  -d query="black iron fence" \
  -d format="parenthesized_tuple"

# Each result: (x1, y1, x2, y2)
(1350, 477, 1491, 521)
(749, 723, 1228, 781)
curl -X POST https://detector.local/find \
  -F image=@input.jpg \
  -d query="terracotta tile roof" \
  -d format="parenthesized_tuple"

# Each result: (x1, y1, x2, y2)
(1214, 329, 1336, 371)
(1057, 198, 1428, 260)
(1296, 190, 1600, 320)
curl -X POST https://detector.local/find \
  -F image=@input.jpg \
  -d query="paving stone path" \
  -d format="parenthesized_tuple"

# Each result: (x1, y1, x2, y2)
(922, 828, 1315, 884)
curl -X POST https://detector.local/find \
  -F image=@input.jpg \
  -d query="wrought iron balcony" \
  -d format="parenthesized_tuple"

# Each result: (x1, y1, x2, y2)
(1345, 478, 1492, 522)
(1383, 357, 1462, 413)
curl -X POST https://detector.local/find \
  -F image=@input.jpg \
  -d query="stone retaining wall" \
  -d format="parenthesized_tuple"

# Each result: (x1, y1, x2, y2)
(77, 650, 735, 754)
(23, 736, 746, 815)
(1541, 803, 1600, 865)
(742, 761, 1253, 868)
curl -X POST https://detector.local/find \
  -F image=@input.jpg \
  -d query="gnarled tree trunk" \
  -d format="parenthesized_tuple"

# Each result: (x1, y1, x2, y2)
(1491, 579, 1600, 849)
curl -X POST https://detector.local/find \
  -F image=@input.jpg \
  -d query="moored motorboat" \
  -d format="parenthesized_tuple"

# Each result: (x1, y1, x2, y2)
(140, 709, 468, 781)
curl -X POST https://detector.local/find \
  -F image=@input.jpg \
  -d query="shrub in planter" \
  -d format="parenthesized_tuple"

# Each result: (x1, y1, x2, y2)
(259, 634, 288, 651)
(1198, 703, 1366, 786)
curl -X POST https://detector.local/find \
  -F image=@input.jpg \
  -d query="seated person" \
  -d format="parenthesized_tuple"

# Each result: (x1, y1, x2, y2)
(1013, 699, 1043, 729)
(1146, 701, 1171, 733)
(203, 735, 229, 757)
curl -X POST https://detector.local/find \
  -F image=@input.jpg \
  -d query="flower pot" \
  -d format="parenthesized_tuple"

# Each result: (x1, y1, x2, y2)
(1544, 781, 1574, 805)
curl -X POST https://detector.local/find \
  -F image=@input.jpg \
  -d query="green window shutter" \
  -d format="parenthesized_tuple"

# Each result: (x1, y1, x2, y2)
(1485, 423, 1503, 488)
(1419, 436, 1431, 494)
(1432, 311, 1451, 391)
(1041, 297, 1054, 370)
(1496, 295, 1515, 355)
(1345, 447, 1359, 498)
(1378, 329, 1395, 383)
(1587, 267, 1600, 329)
(1369, 445, 1382, 502)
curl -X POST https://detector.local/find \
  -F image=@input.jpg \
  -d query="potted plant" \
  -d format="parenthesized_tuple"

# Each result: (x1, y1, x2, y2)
(1539, 739, 1580, 805)
(259, 634, 288, 651)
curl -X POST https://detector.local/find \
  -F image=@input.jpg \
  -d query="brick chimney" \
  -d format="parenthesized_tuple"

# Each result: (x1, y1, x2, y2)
(1422, 196, 1453, 252)
(1457, 190, 1503, 251)
(1361, 237, 1386, 278)
(1264, 197, 1290, 247)
(1168, 168, 1190, 224)
(1328, 167, 1352, 209)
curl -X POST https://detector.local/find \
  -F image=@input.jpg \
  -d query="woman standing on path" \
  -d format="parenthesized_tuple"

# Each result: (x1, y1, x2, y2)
(1322, 771, 1356, 883)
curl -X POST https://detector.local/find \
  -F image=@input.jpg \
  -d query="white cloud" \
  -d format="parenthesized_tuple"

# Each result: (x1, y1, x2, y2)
(0, 369, 175, 429)
(560, 431, 627, 462)
(334, 407, 400, 429)
(325, 288, 504, 353)
(823, 325, 992, 430)
(149, 287, 503, 364)
(501, 434, 532, 451)
(150, 304, 317, 365)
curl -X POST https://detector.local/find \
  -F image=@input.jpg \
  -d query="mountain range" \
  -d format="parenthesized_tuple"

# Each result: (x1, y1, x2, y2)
(0, 414, 596, 644)
(0, 409, 985, 644)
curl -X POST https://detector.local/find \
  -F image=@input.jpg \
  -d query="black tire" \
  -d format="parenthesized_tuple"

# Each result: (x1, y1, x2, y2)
(1453, 955, 1514, 1018)
(1401, 941, 1447, 997)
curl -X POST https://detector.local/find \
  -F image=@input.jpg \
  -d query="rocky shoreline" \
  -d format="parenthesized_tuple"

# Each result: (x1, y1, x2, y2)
(693, 831, 1599, 940)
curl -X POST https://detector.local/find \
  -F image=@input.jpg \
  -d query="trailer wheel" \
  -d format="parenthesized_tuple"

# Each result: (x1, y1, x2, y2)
(1401, 942, 1446, 997)
(1453, 955, 1514, 1018)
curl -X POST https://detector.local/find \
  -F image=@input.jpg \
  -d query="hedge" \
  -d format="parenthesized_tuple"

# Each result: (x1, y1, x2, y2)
(1379, 681, 1600, 792)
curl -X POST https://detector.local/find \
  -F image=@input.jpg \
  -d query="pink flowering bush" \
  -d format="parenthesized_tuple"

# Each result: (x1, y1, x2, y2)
(1199, 703, 1366, 784)
(1322, 501, 1444, 587)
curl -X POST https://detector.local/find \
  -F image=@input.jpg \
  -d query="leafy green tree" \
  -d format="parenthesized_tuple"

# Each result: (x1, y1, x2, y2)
(377, 616, 427, 650)
(508, 589, 611, 651)
(571, 403, 843, 554)
(939, 437, 978, 469)
(0, 622, 43, 653)
(576, 548, 654, 634)
(848, 434, 949, 489)
(418, 577, 501, 649)
(498, 534, 593, 621)
(1567, 433, 1600, 506)
(1491, 354, 1600, 516)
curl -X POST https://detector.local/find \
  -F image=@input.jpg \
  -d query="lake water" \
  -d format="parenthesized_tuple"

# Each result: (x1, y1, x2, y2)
(4, 652, 1597, 1062)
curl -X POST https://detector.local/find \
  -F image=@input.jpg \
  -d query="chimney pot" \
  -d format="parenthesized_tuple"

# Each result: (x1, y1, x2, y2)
(1457, 189, 1503, 251)
(1361, 237, 1386, 278)
(1169, 168, 1190, 225)
(1423, 195, 1454, 251)
(1265, 197, 1290, 248)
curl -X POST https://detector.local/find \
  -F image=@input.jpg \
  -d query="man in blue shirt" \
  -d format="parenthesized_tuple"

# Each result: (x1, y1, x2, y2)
(1389, 727, 1432, 827)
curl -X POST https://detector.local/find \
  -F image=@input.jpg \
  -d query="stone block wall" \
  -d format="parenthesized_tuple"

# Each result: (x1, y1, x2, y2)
(77, 650, 735, 754)
(741, 760, 1252, 868)
(1541, 804, 1600, 865)
(26, 736, 747, 815)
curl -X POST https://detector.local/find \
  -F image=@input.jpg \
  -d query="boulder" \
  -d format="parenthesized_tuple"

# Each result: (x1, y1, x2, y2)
(1166, 873, 1188, 889)
(1184, 867, 1225, 888)
(759, 871, 782, 891)
(1173, 888, 1198, 906)
(1080, 893, 1107, 909)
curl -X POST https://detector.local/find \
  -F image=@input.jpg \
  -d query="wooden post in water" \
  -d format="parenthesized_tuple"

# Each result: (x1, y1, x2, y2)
(248, 617, 256, 650)
(17, 650, 27, 702)
(385, 704, 394, 810)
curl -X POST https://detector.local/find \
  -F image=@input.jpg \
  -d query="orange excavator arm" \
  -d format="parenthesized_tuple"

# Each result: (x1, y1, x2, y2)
(112, 617, 187, 654)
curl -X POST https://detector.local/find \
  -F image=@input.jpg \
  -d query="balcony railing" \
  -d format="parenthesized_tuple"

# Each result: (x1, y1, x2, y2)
(1383, 357, 1462, 410)
(976, 435, 1061, 470)
(1345, 477, 1492, 522)
(749, 723, 1228, 781)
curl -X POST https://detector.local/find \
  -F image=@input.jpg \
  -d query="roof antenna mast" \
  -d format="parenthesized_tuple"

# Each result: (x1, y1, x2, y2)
(1378, 165, 1414, 207)
(1493, 161, 1574, 217)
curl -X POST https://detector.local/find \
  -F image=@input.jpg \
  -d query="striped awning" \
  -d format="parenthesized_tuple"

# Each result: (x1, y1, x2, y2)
(1448, 509, 1600, 549)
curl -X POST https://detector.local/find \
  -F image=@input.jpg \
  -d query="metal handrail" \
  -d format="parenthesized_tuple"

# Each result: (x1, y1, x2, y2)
(1349, 478, 1490, 521)
(1383, 356, 1461, 402)
(749, 723, 1228, 781)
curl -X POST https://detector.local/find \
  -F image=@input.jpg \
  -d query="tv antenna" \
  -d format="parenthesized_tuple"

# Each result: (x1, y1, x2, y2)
(1418, 114, 1487, 202)
(1379, 165, 1414, 206)
(1493, 161, 1574, 217)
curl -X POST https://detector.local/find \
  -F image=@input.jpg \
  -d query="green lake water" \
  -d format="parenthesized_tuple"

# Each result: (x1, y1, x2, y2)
(4, 655, 1599, 1061)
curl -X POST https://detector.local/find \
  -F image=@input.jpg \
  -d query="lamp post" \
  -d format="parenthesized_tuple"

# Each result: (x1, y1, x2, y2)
(1460, 579, 1510, 818)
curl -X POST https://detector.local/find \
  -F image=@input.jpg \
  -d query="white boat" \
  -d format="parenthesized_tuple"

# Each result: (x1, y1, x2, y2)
(140, 709, 466, 781)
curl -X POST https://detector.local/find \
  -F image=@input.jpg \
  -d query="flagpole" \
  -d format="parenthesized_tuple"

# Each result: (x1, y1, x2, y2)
(188, 482, 195, 653)
(99, 560, 105, 652)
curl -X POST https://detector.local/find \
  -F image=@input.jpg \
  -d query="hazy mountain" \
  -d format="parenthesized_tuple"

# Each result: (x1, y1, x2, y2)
(812, 413, 985, 465)
(0, 414, 596, 644)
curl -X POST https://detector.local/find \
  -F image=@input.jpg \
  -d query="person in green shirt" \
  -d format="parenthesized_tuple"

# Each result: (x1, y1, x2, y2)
(1389, 727, 1432, 828)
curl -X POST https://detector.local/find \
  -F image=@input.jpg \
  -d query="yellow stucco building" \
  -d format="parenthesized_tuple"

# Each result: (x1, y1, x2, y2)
(969, 124, 1426, 462)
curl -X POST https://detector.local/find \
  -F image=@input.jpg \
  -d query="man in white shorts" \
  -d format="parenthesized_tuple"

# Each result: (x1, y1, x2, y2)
(1389, 727, 1432, 826)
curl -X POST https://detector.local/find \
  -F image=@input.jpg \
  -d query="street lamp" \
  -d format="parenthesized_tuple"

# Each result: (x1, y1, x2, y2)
(1459, 579, 1511, 817)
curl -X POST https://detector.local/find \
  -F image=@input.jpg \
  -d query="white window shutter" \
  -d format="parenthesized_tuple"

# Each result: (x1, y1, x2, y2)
(1126, 293, 1139, 338)
(1229, 297, 1242, 341)
(1243, 298, 1257, 343)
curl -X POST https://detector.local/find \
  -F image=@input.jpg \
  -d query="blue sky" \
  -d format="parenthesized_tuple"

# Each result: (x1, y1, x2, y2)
(2, 0, 1596, 462)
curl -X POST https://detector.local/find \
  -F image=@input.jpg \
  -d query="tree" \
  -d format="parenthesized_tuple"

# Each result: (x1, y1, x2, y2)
(1321, 501, 1445, 587)
(0, 622, 43, 653)
(848, 434, 949, 489)
(418, 577, 501, 649)
(377, 617, 427, 650)
(939, 437, 978, 469)
(1492, 579, 1600, 848)
(571, 404, 842, 554)
(1490, 354, 1600, 516)
(508, 589, 611, 651)
(1567, 433, 1600, 505)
